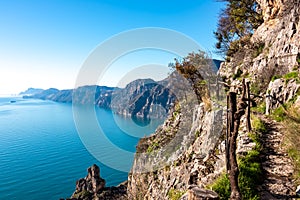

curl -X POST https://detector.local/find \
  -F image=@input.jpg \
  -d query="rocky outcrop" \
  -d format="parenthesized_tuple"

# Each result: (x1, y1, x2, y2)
(71, 164, 105, 199)
(127, 101, 224, 199)
(266, 78, 300, 114)
(220, 0, 300, 97)
(71, 164, 127, 200)
(179, 186, 219, 200)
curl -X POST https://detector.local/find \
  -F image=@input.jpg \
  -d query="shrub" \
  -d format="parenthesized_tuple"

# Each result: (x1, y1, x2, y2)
(168, 189, 185, 200)
(283, 71, 299, 81)
(251, 102, 266, 114)
(271, 106, 286, 122)
(211, 126, 262, 200)
(251, 116, 267, 133)
(271, 74, 282, 82)
(146, 142, 159, 154)
(211, 174, 231, 200)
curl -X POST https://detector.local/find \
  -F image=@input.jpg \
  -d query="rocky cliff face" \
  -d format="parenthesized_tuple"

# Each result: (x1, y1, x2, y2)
(125, 1, 300, 199)
(110, 78, 176, 119)
(68, 1, 300, 199)
(219, 0, 300, 111)
(127, 102, 225, 200)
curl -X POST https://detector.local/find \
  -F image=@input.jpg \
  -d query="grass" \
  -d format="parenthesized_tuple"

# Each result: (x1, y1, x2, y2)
(210, 174, 231, 200)
(271, 105, 286, 122)
(271, 71, 299, 83)
(146, 142, 159, 154)
(251, 116, 267, 134)
(283, 71, 299, 81)
(251, 102, 266, 114)
(250, 83, 261, 96)
(282, 107, 300, 184)
(271, 74, 282, 82)
(168, 189, 185, 200)
(210, 117, 263, 200)
(210, 148, 262, 200)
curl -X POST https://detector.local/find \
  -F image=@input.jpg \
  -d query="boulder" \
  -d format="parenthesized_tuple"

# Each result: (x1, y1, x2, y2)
(180, 186, 219, 200)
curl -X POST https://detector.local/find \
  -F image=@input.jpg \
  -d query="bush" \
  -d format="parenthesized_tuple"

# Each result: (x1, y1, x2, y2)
(211, 174, 231, 200)
(283, 71, 299, 81)
(252, 116, 267, 133)
(146, 142, 159, 154)
(211, 127, 262, 199)
(251, 102, 266, 114)
(168, 189, 185, 200)
(271, 74, 282, 82)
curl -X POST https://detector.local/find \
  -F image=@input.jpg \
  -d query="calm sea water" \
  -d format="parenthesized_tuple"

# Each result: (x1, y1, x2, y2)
(0, 97, 163, 200)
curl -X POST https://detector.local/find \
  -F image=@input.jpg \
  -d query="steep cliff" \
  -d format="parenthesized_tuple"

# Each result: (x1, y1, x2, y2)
(68, 1, 300, 199)
(126, 1, 300, 199)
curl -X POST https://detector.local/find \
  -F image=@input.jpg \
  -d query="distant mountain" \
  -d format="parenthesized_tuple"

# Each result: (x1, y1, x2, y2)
(110, 78, 176, 119)
(21, 59, 222, 119)
(19, 88, 44, 96)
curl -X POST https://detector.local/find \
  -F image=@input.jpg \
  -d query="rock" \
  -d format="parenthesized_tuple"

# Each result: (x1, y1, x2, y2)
(70, 164, 127, 200)
(296, 185, 300, 196)
(72, 164, 105, 198)
(179, 186, 219, 200)
(265, 78, 300, 113)
(256, 0, 283, 21)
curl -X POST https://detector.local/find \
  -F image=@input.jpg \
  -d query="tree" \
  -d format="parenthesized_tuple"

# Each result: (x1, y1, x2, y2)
(214, 0, 263, 56)
(174, 51, 212, 104)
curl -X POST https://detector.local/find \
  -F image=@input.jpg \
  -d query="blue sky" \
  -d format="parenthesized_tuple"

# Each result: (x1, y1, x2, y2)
(0, 0, 225, 95)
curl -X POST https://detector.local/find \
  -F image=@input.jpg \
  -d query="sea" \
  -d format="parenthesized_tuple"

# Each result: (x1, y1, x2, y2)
(0, 97, 163, 200)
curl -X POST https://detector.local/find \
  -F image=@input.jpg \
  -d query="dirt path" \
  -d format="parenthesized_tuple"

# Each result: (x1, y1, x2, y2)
(257, 115, 296, 199)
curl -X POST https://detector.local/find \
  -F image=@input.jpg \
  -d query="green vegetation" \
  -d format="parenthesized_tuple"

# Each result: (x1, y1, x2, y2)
(174, 51, 212, 107)
(72, 190, 92, 199)
(281, 105, 300, 184)
(238, 149, 261, 200)
(271, 106, 286, 122)
(195, 130, 200, 138)
(271, 74, 282, 82)
(250, 82, 261, 96)
(214, 0, 263, 56)
(252, 42, 265, 58)
(251, 102, 266, 114)
(168, 189, 185, 200)
(211, 146, 262, 200)
(146, 142, 159, 154)
(210, 174, 231, 200)
(251, 116, 267, 134)
(233, 68, 243, 80)
(271, 71, 299, 83)
(211, 116, 264, 199)
(283, 71, 299, 82)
